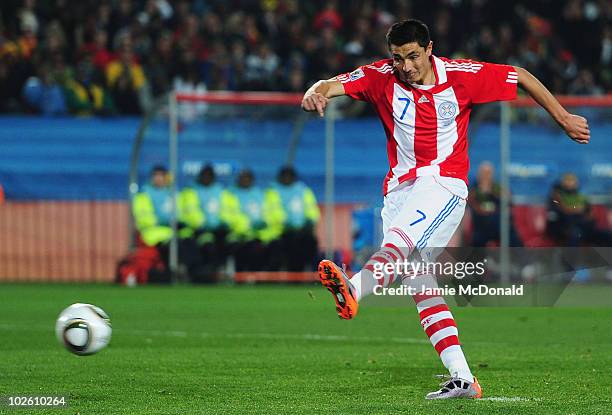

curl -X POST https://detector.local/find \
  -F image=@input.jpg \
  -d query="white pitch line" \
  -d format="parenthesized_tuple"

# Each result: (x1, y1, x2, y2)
(131, 329, 431, 345)
(7, 323, 510, 345)
(478, 397, 541, 402)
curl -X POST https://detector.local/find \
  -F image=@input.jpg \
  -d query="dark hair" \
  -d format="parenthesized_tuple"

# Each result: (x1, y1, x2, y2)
(278, 165, 297, 180)
(386, 19, 430, 49)
(238, 169, 254, 180)
(197, 164, 215, 182)
(151, 164, 168, 174)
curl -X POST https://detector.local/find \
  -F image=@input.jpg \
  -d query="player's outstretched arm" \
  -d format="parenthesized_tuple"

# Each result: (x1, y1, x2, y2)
(301, 78, 346, 117)
(515, 66, 590, 144)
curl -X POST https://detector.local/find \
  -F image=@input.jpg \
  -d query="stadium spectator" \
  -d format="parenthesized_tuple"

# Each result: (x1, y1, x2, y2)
(468, 162, 523, 247)
(568, 69, 605, 96)
(14, 0, 38, 57)
(273, 166, 320, 271)
(173, 58, 207, 121)
(105, 32, 147, 114)
(133, 165, 200, 282)
(228, 40, 248, 90)
(244, 42, 280, 90)
(313, 1, 343, 31)
(546, 172, 612, 247)
(38, 20, 68, 68)
(137, 0, 173, 27)
(179, 165, 246, 278)
(144, 30, 176, 98)
(108, 0, 136, 43)
(63, 59, 116, 116)
(21, 64, 67, 116)
(79, 29, 114, 71)
(232, 169, 284, 271)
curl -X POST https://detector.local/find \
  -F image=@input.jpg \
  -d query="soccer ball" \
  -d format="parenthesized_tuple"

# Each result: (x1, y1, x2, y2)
(55, 303, 112, 355)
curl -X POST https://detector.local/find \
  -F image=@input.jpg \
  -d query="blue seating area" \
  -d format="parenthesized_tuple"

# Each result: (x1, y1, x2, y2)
(469, 122, 612, 199)
(1, 116, 610, 202)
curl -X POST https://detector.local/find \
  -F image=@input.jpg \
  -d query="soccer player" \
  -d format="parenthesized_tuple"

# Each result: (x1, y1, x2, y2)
(301, 19, 590, 399)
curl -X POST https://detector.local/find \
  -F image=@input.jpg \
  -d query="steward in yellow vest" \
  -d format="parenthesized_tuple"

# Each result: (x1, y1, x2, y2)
(272, 166, 321, 271)
(179, 165, 247, 274)
(232, 169, 285, 271)
(132, 165, 202, 281)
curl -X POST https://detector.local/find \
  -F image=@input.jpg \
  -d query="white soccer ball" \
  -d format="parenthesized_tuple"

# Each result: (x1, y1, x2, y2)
(55, 303, 112, 355)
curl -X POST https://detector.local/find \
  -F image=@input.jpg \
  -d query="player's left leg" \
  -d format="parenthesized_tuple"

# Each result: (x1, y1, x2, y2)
(401, 273, 482, 399)
(387, 177, 480, 398)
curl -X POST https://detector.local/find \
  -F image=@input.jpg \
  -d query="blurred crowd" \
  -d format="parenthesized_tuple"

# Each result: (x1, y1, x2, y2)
(1, 0, 610, 116)
(468, 162, 611, 248)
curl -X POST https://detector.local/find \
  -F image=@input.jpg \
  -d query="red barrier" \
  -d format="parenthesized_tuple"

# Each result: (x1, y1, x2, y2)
(0, 201, 129, 282)
(175, 91, 303, 105)
(234, 272, 318, 283)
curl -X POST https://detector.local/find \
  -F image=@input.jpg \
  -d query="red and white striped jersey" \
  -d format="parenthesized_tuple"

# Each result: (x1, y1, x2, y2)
(337, 56, 518, 196)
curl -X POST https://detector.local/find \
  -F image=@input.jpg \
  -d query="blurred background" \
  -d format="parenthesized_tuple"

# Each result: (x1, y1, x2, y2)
(0, 0, 610, 284)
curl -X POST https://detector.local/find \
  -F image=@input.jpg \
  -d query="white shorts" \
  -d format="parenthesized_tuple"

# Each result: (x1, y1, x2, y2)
(381, 176, 466, 256)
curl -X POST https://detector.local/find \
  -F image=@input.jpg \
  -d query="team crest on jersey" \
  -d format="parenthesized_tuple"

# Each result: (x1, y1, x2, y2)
(349, 68, 365, 81)
(438, 101, 457, 119)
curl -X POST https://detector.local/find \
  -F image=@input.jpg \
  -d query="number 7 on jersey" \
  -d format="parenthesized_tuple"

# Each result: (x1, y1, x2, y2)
(398, 97, 411, 120)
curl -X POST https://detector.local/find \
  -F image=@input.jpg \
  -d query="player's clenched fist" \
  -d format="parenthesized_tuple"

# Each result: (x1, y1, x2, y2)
(301, 92, 329, 117)
(561, 113, 590, 144)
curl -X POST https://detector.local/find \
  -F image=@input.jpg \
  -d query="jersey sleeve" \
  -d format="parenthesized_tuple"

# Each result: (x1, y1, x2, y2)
(458, 60, 518, 104)
(336, 60, 391, 103)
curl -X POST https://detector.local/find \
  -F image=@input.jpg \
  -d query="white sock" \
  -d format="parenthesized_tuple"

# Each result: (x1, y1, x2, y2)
(350, 270, 382, 302)
(349, 271, 364, 301)
(440, 345, 474, 382)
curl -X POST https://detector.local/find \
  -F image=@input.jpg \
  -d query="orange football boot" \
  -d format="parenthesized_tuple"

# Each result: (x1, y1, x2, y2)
(318, 260, 359, 320)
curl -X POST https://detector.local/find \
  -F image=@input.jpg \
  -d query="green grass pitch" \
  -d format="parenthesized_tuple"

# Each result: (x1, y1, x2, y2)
(0, 283, 611, 414)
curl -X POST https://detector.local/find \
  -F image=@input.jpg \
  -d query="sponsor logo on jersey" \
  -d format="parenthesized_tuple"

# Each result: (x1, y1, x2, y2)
(418, 95, 430, 104)
(349, 68, 365, 81)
